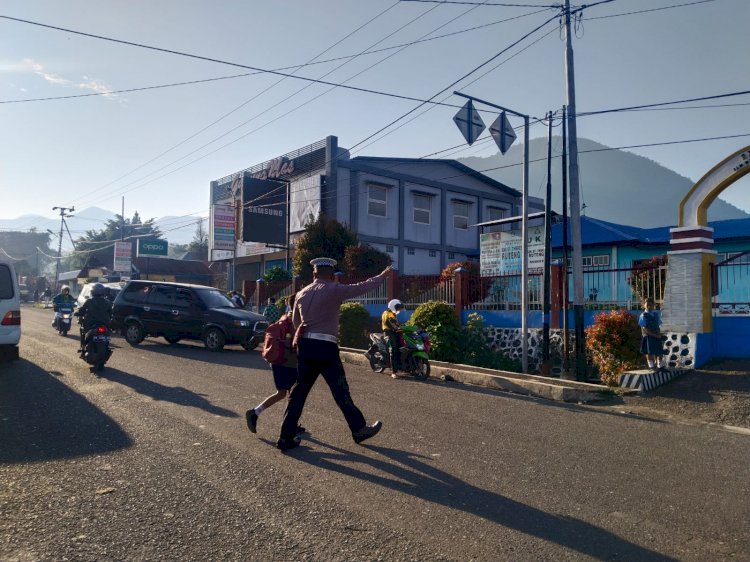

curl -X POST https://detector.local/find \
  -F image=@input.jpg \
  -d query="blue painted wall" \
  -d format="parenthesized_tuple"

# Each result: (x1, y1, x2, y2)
(712, 316, 750, 359)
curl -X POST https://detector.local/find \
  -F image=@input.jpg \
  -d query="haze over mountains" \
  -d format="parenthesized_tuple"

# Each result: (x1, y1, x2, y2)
(0, 208, 204, 251)
(459, 137, 748, 228)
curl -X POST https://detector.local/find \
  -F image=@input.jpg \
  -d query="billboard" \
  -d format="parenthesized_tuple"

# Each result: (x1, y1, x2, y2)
(210, 204, 236, 252)
(480, 225, 545, 276)
(242, 177, 287, 246)
(137, 239, 168, 257)
(113, 241, 132, 273)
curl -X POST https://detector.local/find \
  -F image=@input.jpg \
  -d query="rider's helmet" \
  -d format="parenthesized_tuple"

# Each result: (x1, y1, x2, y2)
(388, 299, 404, 313)
(91, 283, 106, 297)
(61, 285, 70, 293)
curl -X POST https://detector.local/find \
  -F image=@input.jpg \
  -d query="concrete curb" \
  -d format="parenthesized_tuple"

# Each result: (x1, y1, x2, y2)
(339, 347, 615, 403)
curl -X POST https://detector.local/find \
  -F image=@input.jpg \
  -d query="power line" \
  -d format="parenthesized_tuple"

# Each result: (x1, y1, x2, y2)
(401, 0, 556, 6)
(0, 8, 550, 105)
(586, 0, 719, 20)
(578, 89, 750, 117)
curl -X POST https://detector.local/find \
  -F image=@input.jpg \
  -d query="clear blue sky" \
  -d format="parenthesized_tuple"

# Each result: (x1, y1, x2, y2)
(2, 0, 748, 231)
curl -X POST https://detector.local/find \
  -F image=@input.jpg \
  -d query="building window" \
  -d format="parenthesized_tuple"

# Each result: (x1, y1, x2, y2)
(485, 206, 509, 233)
(367, 184, 387, 217)
(429, 250, 437, 258)
(413, 194, 431, 225)
(447, 252, 455, 260)
(453, 201, 469, 230)
(386, 245, 394, 253)
(567, 255, 609, 268)
(407, 247, 415, 256)
(592, 255, 610, 267)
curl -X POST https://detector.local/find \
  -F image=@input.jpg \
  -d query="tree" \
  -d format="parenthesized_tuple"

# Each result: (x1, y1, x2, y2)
(292, 215, 358, 280)
(187, 219, 209, 261)
(72, 212, 162, 269)
(342, 244, 392, 278)
(0, 231, 53, 280)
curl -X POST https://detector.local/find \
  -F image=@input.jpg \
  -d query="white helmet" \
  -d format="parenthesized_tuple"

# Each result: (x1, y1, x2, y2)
(388, 299, 404, 313)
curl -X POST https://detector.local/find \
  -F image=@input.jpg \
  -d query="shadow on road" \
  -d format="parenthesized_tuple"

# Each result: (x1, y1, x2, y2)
(98, 367, 238, 418)
(0, 359, 132, 464)
(125, 339, 265, 369)
(294, 437, 675, 562)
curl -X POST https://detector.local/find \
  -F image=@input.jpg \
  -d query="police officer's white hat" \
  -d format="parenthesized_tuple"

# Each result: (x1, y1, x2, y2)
(310, 257, 337, 268)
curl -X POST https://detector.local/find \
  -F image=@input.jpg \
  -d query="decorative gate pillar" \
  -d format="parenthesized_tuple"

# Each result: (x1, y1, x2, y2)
(661, 145, 750, 366)
(661, 226, 715, 333)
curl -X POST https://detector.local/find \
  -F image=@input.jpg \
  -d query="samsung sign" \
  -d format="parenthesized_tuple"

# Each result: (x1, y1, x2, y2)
(137, 239, 168, 257)
(242, 177, 287, 246)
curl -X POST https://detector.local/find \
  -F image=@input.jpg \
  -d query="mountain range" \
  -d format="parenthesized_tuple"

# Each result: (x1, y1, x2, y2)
(0, 208, 205, 251)
(458, 137, 748, 228)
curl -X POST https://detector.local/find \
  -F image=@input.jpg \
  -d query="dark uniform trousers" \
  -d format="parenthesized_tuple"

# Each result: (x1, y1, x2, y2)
(280, 338, 366, 439)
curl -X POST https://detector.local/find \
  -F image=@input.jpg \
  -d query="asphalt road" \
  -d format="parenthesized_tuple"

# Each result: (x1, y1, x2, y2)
(1, 305, 749, 562)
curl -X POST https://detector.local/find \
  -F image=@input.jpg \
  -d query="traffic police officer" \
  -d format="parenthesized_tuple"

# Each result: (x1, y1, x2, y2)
(277, 257, 393, 451)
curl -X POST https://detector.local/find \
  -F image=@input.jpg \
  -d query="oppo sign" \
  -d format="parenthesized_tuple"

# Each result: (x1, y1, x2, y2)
(137, 239, 168, 257)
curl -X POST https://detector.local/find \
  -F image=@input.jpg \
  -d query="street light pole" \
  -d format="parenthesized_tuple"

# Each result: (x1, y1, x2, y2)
(453, 91, 530, 373)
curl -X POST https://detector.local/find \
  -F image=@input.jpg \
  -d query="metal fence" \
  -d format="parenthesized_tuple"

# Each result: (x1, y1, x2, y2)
(400, 275, 454, 308)
(713, 253, 750, 314)
(569, 265, 667, 310)
(343, 275, 390, 306)
(464, 273, 543, 311)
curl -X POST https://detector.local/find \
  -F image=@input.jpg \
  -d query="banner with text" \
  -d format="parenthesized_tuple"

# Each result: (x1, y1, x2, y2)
(480, 225, 545, 276)
(113, 241, 132, 273)
(210, 204, 236, 253)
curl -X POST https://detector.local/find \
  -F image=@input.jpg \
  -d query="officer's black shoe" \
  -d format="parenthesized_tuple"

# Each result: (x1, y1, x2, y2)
(276, 436, 301, 451)
(295, 425, 306, 435)
(245, 409, 258, 434)
(353, 421, 383, 444)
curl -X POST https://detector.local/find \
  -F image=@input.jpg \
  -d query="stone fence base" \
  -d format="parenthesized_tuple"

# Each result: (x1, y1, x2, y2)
(483, 327, 697, 375)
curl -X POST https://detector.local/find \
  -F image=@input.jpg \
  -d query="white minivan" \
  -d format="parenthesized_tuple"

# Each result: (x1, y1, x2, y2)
(0, 258, 21, 361)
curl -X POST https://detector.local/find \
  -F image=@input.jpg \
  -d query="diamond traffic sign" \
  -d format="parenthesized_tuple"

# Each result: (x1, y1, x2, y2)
(489, 111, 516, 154)
(453, 100, 485, 146)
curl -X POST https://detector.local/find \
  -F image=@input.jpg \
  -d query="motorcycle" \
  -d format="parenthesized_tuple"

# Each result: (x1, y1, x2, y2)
(53, 305, 75, 336)
(365, 324, 431, 380)
(80, 323, 113, 372)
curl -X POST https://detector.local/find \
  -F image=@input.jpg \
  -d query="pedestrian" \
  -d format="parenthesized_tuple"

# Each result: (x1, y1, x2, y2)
(33, 288, 39, 303)
(246, 294, 304, 435)
(382, 298, 405, 377)
(263, 297, 281, 324)
(231, 290, 245, 309)
(638, 297, 666, 372)
(42, 287, 52, 306)
(276, 257, 392, 451)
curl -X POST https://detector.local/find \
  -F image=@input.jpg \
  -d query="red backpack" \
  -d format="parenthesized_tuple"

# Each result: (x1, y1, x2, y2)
(261, 315, 292, 365)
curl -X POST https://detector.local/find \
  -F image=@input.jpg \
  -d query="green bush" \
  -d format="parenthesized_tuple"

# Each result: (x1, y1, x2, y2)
(338, 302, 371, 348)
(408, 301, 460, 332)
(409, 304, 520, 372)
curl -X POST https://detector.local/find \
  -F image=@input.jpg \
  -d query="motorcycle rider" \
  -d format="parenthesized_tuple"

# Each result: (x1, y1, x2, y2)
(75, 283, 112, 353)
(382, 299, 405, 377)
(52, 285, 75, 328)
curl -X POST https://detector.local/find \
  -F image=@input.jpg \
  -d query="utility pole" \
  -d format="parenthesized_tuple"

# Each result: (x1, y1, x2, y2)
(52, 206, 74, 290)
(561, 106, 570, 370)
(542, 111, 553, 369)
(563, 0, 586, 381)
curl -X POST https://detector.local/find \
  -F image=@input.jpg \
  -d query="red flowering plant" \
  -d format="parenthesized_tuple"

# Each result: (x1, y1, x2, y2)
(585, 309, 642, 386)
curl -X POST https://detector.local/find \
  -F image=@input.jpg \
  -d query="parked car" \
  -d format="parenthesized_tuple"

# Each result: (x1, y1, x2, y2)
(76, 281, 123, 309)
(0, 258, 21, 361)
(112, 280, 268, 352)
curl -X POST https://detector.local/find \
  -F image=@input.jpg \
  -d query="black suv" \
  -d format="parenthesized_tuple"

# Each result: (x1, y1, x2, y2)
(112, 280, 267, 352)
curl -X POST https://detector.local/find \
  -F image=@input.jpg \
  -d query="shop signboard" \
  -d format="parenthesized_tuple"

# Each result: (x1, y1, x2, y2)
(113, 240, 132, 273)
(242, 177, 287, 246)
(137, 239, 168, 257)
(480, 225, 545, 276)
(210, 204, 236, 252)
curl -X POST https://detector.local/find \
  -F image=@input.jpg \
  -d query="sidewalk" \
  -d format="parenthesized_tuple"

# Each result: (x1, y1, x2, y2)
(340, 347, 618, 404)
